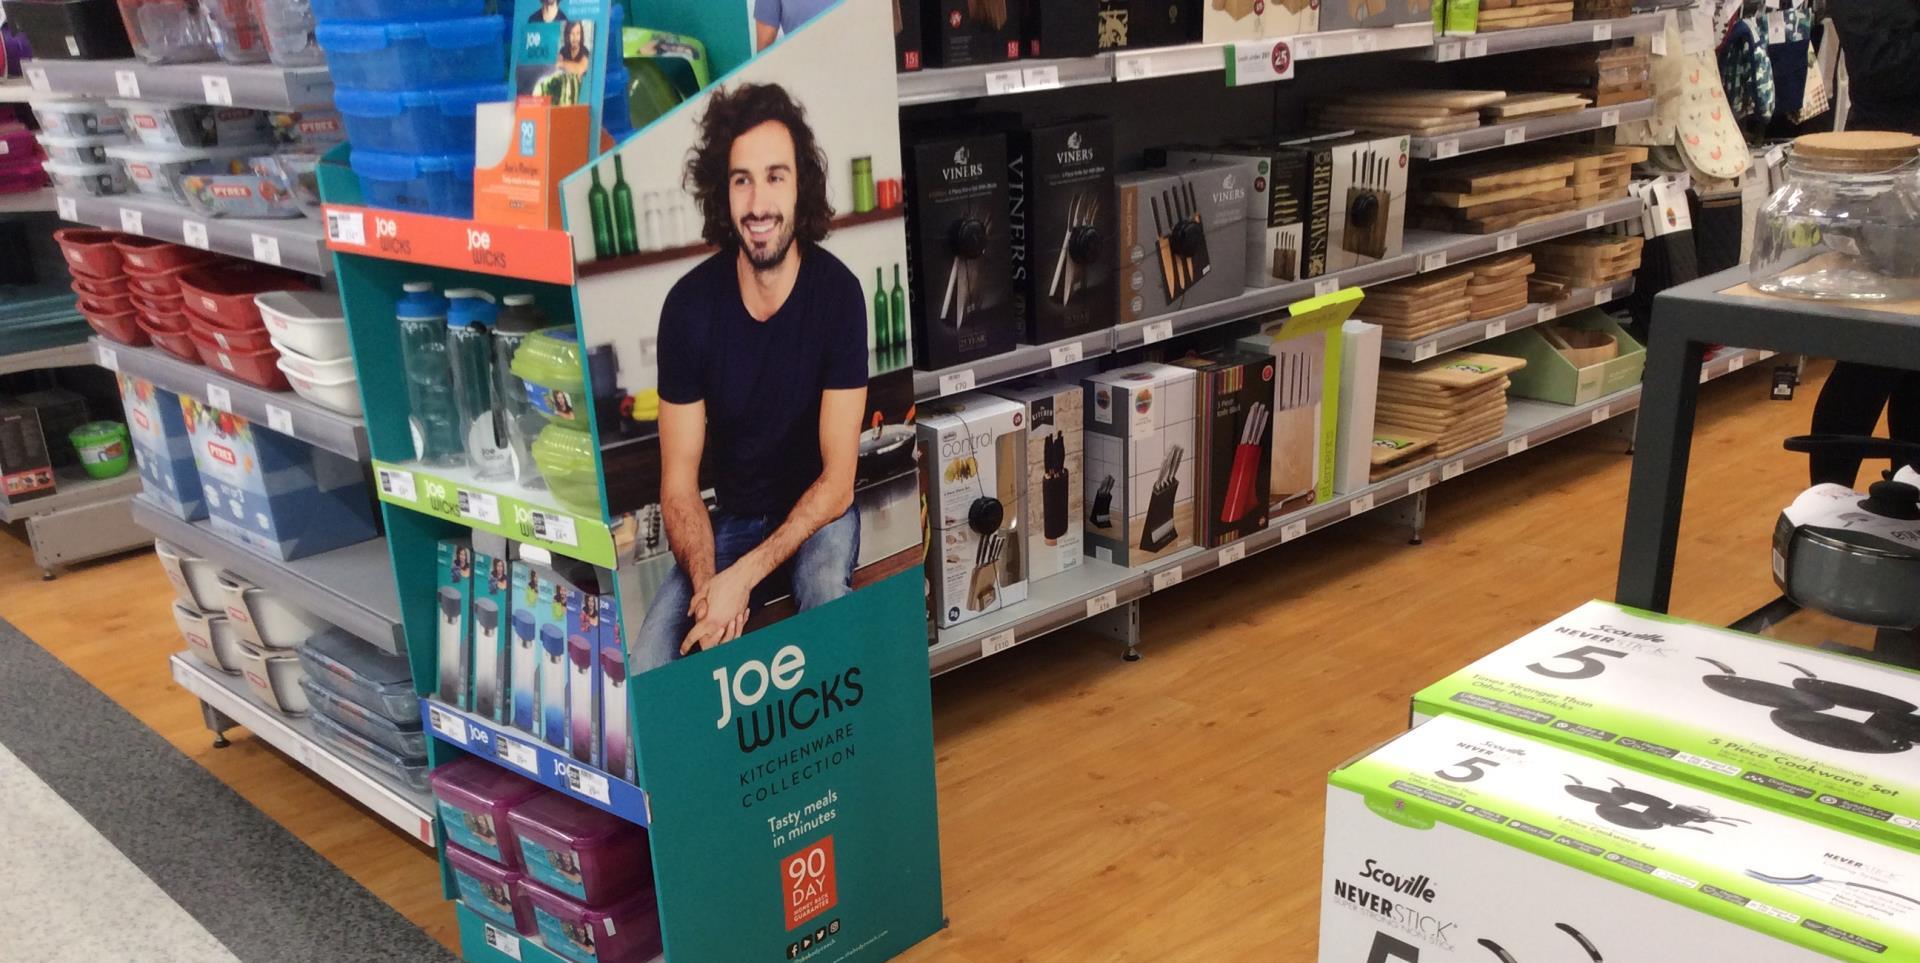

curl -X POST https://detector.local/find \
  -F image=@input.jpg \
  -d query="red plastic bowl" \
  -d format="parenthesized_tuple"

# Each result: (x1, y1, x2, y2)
(73, 286, 135, 317)
(113, 236, 213, 274)
(192, 315, 277, 352)
(136, 313, 201, 364)
(71, 273, 133, 299)
(81, 304, 150, 347)
(178, 264, 311, 331)
(129, 286, 186, 318)
(54, 228, 129, 278)
(123, 260, 201, 298)
(188, 326, 288, 391)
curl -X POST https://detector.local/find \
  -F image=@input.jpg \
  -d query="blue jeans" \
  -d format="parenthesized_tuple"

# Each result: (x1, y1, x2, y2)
(631, 506, 859, 673)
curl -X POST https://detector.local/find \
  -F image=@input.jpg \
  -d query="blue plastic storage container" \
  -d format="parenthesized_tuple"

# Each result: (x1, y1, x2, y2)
(315, 17, 508, 91)
(311, 0, 485, 22)
(334, 82, 505, 154)
(351, 147, 476, 217)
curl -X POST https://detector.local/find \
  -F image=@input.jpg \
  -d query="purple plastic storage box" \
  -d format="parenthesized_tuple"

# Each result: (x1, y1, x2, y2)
(523, 880, 661, 963)
(505, 792, 651, 906)
(429, 756, 542, 868)
(445, 843, 536, 936)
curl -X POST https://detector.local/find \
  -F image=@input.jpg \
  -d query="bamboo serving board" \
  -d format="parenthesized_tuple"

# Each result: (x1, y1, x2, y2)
(1338, 89, 1511, 110)
(1482, 92, 1592, 119)
(1383, 351, 1527, 389)
(1421, 158, 1578, 194)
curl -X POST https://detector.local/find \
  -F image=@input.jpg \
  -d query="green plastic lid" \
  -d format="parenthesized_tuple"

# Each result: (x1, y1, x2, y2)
(69, 420, 128, 445)
(531, 423, 602, 515)
(510, 326, 585, 393)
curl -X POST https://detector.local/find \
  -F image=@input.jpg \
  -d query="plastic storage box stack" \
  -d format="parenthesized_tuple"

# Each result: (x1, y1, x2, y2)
(298, 627, 427, 790)
(36, 100, 130, 197)
(430, 758, 661, 963)
(313, 0, 508, 218)
(157, 539, 328, 717)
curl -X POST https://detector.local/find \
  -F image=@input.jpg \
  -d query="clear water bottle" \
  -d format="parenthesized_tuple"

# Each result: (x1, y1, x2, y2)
(395, 282, 464, 467)
(445, 289, 512, 481)
(493, 294, 550, 489)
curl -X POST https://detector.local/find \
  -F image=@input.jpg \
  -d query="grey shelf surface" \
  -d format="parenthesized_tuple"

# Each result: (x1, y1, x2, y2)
(58, 192, 332, 277)
(912, 195, 1644, 401)
(1423, 11, 1666, 61)
(133, 499, 403, 654)
(1377, 279, 1636, 362)
(0, 188, 57, 214)
(0, 465, 141, 523)
(169, 653, 434, 843)
(1410, 98, 1656, 159)
(928, 346, 1776, 677)
(92, 338, 368, 460)
(24, 58, 332, 111)
(0, 341, 93, 377)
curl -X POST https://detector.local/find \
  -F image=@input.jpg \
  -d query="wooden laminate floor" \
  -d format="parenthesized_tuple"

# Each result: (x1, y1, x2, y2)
(0, 361, 1839, 961)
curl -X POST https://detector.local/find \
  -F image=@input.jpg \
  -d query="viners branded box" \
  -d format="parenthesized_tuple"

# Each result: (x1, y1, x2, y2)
(1322, 715, 1920, 963)
(896, 0, 923, 70)
(1096, 0, 1201, 49)
(1008, 117, 1117, 345)
(1414, 599, 1920, 850)
(1168, 351, 1272, 548)
(919, 394, 1029, 628)
(1081, 362, 1196, 567)
(922, 0, 1022, 66)
(1158, 144, 1319, 286)
(986, 377, 1083, 582)
(1115, 160, 1254, 324)
(1023, 0, 1098, 57)
(906, 131, 1019, 369)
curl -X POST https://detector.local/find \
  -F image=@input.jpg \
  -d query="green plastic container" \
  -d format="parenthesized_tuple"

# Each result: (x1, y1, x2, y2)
(69, 421, 131, 478)
(509, 326, 588, 431)
(531, 423, 601, 515)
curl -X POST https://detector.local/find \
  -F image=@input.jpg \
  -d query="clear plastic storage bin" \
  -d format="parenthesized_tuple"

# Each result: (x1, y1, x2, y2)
(35, 99, 127, 138)
(299, 677, 427, 756)
(332, 83, 503, 155)
(446, 844, 537, 936)
(116, 0, 217, 63)
(44, 159, 130, 195)
(506, 792, 652, 906)
(309, 0, 482, 20)
(36, 132, 122, 165)
(201, 0, 269, 63)
(251, 0, 323, 66)
(349, 147, 475, 217)
(314, 16, 507, 91)
(309, 710, 430, 791)
(523, 880, 662, 963)
(430, 756, 544, 867)
(296, 626, 420, 724)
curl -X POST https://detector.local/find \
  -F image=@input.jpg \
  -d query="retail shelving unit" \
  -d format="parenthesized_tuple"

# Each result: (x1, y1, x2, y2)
(21, 58, 332, 110)
(55, 192, 332, 276)
(1379, 279, 1636, 362)
(1422, 11, 1667, 61)
(1409, 98, 1656, 159)
(0, 340, 93, 377)
(0, 341, 144, 575)
(91, 338, 369, 459)
(0, 79, 37, 103)
(928, 347, 1776, 676)
(168, 652, 436, 844)
(0, 188, 57, 214)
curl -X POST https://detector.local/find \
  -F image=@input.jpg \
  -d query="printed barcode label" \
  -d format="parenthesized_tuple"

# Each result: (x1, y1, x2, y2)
(1085, 590, 1117, 617)
(1115, 55, 1153, 82)
(1151, 566, 1183, 592)
(1651, 30, 1667, 55)
(1441, 461, 1464, 481)
(95, 346, 118, 371)
(119, 207, 143, 235)
(984, 69, 1024, 95)
(1314, 278, 1339, 298)
(1495, 232, 1517, 253)
(938, 369, 975, 396)
(1537, 304, 1558, 324)
(495, 736, 538, 774)
(1508, 437, 1529, 456)
(1421, 252, 1448, 272)
(1218, 543, 1246, 567)
(1050, 342, 1083, 368)
(1728, 355, 1745, 373)
(201, 74, 233, 106)
(326, 210, 366, 246)
(114, 69, 140, 98)
(1280, 519, 1307, 542)
(205, 384, 232, 412)
(1590, 404, 1612, 425)
(182, 220, 210, 249)
(1503, 127, 1526, 146)
(376, 467, 416, 501)
(1142, 320, 1174, 345)
(1022, 65, 1061, 90)
(251, 233, 282, 265)
(1673, 752, 1741, 776)
(1592, 23, 1612, 40)
(1484, 319, 1507, 339)
(1434, 139, 1458, 160)
(529, 510, 578, 546)
(1408, 472, 1432, 494)
(1414, 343, 1438, 362)
(1601, 109, 1621, 127)
(1349, 493, 1374, 516)
(981, 628, 1017, 657)
(1434, 42, 1461, 62)
(1585, 211, 1606, 230)
(457, 489, 501, 525)
(265, 404, 294, 437)
(428, 706, 466, 743)
(1464, 37, 1488, 58)
(24, 67, 48, 91)
(564, 763, 612, 804)
(483, 923, 522, 960)
(1700, 365, 1713, 384)
(56, 196, 77, 221)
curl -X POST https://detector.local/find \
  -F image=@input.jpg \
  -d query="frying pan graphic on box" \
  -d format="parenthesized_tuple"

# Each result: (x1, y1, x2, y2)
(1476, 923, 1604, 962)
(1562, 774, 1750, 833)
(1698, 657, 1920, 754)
(1745, 869, 1920, 907)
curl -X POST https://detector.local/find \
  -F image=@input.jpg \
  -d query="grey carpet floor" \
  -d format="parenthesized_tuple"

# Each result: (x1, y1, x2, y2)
(0, 614, 459, 963)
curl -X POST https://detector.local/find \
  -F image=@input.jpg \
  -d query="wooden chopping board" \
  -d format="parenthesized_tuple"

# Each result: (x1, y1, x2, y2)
(1383, 351, 1528, 389)
(1482, 92, 1592, 119)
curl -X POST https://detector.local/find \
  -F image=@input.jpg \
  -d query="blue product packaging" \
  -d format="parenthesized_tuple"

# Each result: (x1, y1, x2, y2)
(597, 595, 632, 783)
(537, 577, 572, 751)
(435, 539, 474, 708)
(119, 375, 206, 520)
(508, 560, 543, 735)
(566, 590, 601, 767)
(469, 548, 512, 722)
(179, 396, 377, 559)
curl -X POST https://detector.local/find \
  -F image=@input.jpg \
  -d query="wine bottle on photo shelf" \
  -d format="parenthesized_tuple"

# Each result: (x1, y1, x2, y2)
(539, 621, 569, 750)
(874, 267, 891, 350)
(567, 632, 599, 766)
(613, 155, 638, 256)
(396, 283, 466, 467)
(890, 263, 907, 349)
(510, 608, 537, 732)
(589, 165, 614, 260)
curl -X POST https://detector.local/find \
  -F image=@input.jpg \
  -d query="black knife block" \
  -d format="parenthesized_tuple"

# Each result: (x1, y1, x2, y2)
(1140, 479, 1180, 551)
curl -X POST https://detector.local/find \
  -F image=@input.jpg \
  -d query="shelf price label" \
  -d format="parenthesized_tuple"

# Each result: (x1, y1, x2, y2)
(1421, 251, 1448, 273)
(1441, 461, 1465, 481)
(1464, 37, 1488, 58)
(983, 69, 1024, 96)
(200, 74, 233, 106)
(494, 736, 539, 775)
(1503, 127, 1527, 147)
(1226, 38, 1296, 86)
(24, 67, 48, 91)
(1218, 542, 1246, 567)
(376, 467, 417, 502)
(1537, 304, 1559, 324)
(1434, 139, 1459, 160)
(1590, 404, 1613, 425)
(1484, 319, 1507, 339)
(1151, 565, 1183, 592)
(95, 345, 119, 371)
(563, 763, 612, 805)
(937, 369, 975, 396)
(204, 383, 232, 412)
(1141, 319, 1174, 345)
(1349, 492, 1375, 517)
(1114, 55, 1154, 82)
(1585, 211, 1607, 230)
(264, 403, 294, 437)
(1049, 341, 1083, 368)
(56, 196, 77, 221)
(1085, 590, 1118, 618)
(1434, 41, 1461, 63)
(1729, 354, 1746, 373)
(119, 207, 144, 235)
(1601, 108, 1621, 128)
(525, 508, 578, 547)
(457, 488, 502, 525)
(1508, 437, 1530, 456)
(1592, 22, 1613, 41)
(1495, 232, 1518, 253)
(1408, 472, 1433, 494)
(428, 705, 468, 743)
(1279, 519, 1308, 543)
(113, 69, 140, 98)
(1314, 278, 1340, 298)
(251, 233, 282, 266)
(1022, 65, 1061, 91)
(482, 924, 522, 960)
(181, 219, 210, 250)
(980, 628, 1017, 658)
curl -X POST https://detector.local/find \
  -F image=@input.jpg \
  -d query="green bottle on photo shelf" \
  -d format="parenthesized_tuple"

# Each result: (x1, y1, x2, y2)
(889, 263, 906, 350)
(873, 267, 891, 350)
(613, 156, 638, 256)
(589, 166, 614, 260)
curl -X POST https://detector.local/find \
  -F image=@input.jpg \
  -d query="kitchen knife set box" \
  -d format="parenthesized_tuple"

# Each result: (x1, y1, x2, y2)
(1097, 1, 1202, 50)
(0, 400, 57, 505)
(919, 395, 1030, 628)
(1009, 118, 1119, 346)
(1233, 288, 1360, 515)
(1083, 362, 1197, 567)
(1414, 599, 1920, 851)
(907, 131, 1019, 369)
(1116, 162, 1253, 324)
(986, 378, 1085, 581)
(1169, 352, 1274, 547)
(1201, 0, 1316, 41)
(1322, 713, 1920, 963)
(1315, 0, 1429, 30)
(914, 0, 1101, 67)
(435, 538, 632, 779)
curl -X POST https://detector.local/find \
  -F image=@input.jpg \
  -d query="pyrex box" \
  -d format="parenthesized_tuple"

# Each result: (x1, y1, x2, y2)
(986, 377, 1084, 582)
(119, 375, 206, 520)
(906, 130, 1017, 370)
(1008, 116, 1117, 345)
(922, 0, 1022, 67)
(1116, 160, 1254, 324)
(1169, 351, 1273, 548)
(1414, 600, 1920, 850)
(180, 396, 376, 559)
(1323, 714, 1920, 962)
(918, 393, 1028, 629)
(1158, 144, 1318, 286)
(1082, 363, 1197, 567)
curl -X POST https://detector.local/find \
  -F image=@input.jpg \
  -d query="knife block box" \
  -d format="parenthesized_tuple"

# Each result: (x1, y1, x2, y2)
(896, 0, 924, 70)
(1334, 320, 1381, 495)
(1170, 351, 1274, 547)
(1238, 288, 1362, 513)
(906, 131, 1018, 370)
(1115, 160, 1254, 324)
(1201, 0, 1317, 41)
(1324, 133, 1409, 272)
(1082, 363, 1196, 567)
(1008, 117, 1117, 345)
(918, 394, 1029, 629)
(1097, 0, 1202, 49)
(923, 0, 1022, 67)
(1024, 0, 1098, 58)
(986, 377, 1084, 583)
(1317, 0, 1429, 29)
(1158, 144, 1318, 287)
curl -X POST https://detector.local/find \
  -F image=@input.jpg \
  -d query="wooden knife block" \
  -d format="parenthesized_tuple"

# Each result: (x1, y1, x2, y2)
(1270, 402, 1319, 504)
(1344, 187, 1392, 260)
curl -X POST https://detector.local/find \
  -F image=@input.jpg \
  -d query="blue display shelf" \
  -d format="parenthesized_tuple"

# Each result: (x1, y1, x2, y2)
(423, 700, 650, 827)
(456, 903, 568, 963)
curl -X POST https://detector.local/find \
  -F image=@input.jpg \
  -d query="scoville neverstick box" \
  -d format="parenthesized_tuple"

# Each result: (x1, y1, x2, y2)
(1322, 714, 1920, 963)
(1007, 116, 1117, 346)
(1081, 362, 1196, 567)
(1414, 599, 1920, 850)
(985, 376, 1084, 582)
(906, 129, 1017, 369)
(1115, 160, 1253, 324)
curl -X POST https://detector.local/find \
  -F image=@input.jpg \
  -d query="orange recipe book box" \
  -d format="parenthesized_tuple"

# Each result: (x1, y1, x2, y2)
(474, 98, 591, 229)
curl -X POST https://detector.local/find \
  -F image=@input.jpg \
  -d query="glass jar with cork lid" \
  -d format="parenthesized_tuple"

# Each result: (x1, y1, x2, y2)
(1751, 131, 1920, 302)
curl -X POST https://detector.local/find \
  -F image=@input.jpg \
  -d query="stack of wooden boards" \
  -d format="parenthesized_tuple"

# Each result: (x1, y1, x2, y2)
(1572, 0, 1632, 20)
(1312, 90, 1503, 136)
(1371, 428, 1437, 481)
(1361, 253, 1536, 340)
(1411, 144, 1645, 234)
(1474, 0, 1575, 30)
(1529, 233, 1644, 296)
(1375, 351, 1528, 462)
(1480, 92, 1591, 121)
(1498, 46, 1650, 107)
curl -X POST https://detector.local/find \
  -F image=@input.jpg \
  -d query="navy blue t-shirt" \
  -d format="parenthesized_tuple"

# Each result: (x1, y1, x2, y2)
(656, 243, 868, 518)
